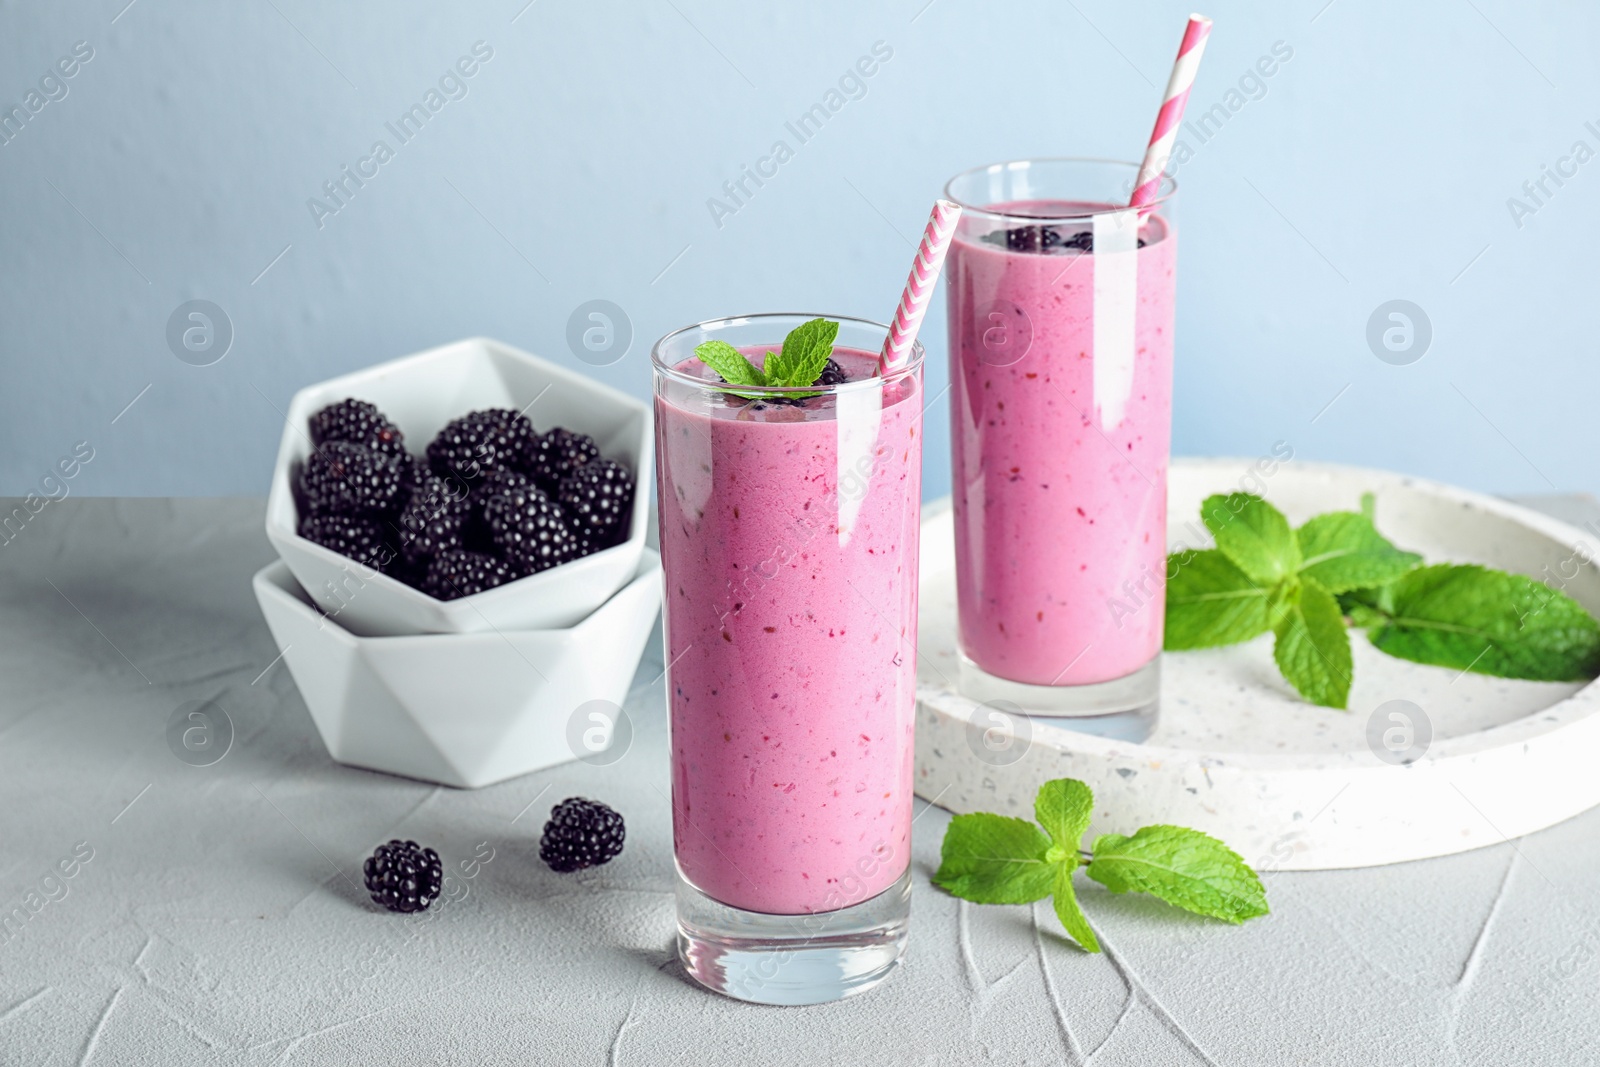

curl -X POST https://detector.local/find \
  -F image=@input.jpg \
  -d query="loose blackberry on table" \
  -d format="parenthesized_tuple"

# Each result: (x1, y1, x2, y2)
(308, 398, 407, 459)
(423, 548, 516, 600)
(557, 458, 632, 540)
(427, 408, 536, 482)
(299, 441, 406, 515)
(363, 839, 443, 913)
(539, 798, 625, 872)
(526, 427, 600, 492)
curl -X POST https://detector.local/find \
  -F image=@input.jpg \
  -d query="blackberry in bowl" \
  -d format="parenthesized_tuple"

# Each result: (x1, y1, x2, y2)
(265, 338, 650, 635)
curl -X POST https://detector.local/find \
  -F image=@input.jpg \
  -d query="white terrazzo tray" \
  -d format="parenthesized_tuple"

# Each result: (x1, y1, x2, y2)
(914, 458, 1600, 870)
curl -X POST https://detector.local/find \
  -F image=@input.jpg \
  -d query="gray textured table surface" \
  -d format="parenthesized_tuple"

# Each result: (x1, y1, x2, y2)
(3, 496, 1599, 1066)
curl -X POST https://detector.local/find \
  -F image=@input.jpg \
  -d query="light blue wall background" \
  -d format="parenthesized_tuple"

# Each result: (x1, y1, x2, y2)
(1, 0, 1594, 501)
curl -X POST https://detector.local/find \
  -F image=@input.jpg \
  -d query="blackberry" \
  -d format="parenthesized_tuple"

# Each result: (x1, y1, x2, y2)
(1059, 230, 1147, 251)
(386, 556, 431, 593)
(815, 358, 850, 387)
(427, 409, 536, 483)
(484, 487, 576, 574)
(299, 441, 405, 515)
(423, 548, 516, 600)
(748, 358, 851, 408)
(394, 452, 418, 494)
(981, 224, 1046, 253)
(1060, 229, 1093, 252)
(420, 471, 476, 516)
(363, 839, 443, 913)
(394, 473, 474, 566)
(983, 224, 1077, 253)
(526, 428, 600, 492)
(297, 512, 395, 571)
(473, 467, 535, 508)
(309, 398, 406, 459)
(539, 798, 625, 873)
(982, 225, 1146, 253)
(725, 358, 848, 412)
(557, 459, 631, 540)
(571, 523, 624, 559)
(398, 510, 468, 568)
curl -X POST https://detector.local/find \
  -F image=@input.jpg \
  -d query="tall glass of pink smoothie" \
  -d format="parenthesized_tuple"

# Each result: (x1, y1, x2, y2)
(652, 313, 923, 1005)
(944, 159, 1177, 739)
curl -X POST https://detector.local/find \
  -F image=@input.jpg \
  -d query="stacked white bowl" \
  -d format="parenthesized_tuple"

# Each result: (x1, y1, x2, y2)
(251, 338, 660, 788)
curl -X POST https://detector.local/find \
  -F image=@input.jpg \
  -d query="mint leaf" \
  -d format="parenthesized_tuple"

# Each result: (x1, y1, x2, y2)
(1086, 826, 1268, 924)
(1295, 511, 1422, 593)
(1035, 778, 1094, 854)
(1359, 492, 1376, 521)
(1202, 493, 1300, 584)
(694, 339, 767, 391)
(1165, 549, 1269, 650)
(1051, 861, 1100, 953)
(933, 779, 1268, 945)
(932, 813, 1057, 904)
(1361, 564, 1600, 682)
(762, 317, 838, 387)
(1271, 578, 1352, 708)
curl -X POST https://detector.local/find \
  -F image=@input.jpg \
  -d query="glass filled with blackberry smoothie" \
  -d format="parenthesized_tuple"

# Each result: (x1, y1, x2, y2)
(652, 313, 923, 1005)
(944, 159, 1177, 740)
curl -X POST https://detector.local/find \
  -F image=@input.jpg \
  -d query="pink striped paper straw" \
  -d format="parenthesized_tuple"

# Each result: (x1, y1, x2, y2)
(878, 198, 962, 374)
(1129, 14, 1213, 209)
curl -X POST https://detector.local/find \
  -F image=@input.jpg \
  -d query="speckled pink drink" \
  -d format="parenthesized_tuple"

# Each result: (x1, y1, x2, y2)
(947, 190, 1176, 687)
(655, 342, 921, 916)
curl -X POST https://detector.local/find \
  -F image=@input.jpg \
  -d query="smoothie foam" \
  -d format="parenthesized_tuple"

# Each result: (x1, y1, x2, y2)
(948, 200, 1176, 686)
(656, 349, 921, 915)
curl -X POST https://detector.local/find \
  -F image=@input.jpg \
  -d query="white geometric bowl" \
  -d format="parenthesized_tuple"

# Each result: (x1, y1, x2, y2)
(252, 551, 662, 789)
(265, 337, 652, 637)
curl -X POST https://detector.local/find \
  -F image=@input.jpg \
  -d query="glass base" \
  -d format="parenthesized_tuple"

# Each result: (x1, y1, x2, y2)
(675, 866, 911, 1005)
(958, 653, 1159, 743)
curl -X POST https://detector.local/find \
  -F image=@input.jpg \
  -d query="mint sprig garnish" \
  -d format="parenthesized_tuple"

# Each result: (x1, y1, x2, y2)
(762, 317, 838, 386)
(933, 777, 1266, 953)
(692, 317, 841, 398)
(693, 339, 768, 390)
(1166, 492, 1600, 707)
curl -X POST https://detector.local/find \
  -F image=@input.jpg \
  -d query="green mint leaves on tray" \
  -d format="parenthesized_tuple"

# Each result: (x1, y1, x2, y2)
(1166, 492, 1600, 708)
(933, 778, 1267, 954)
(693, 317, 839, 398)
(1347, 564, 1600, 682)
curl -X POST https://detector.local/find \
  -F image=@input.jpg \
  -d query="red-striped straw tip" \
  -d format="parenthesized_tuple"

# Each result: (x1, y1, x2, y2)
(1129, 14, 1212, 210)
(878, 198, 962, 375)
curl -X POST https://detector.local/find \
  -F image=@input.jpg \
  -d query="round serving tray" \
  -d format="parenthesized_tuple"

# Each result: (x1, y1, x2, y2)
(914, 458, 1600, 870)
